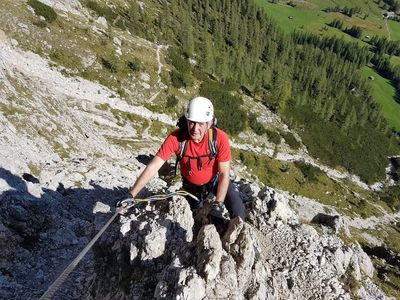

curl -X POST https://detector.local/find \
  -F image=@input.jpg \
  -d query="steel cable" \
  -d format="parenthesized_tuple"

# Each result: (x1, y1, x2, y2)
(39, 190, 197, 299)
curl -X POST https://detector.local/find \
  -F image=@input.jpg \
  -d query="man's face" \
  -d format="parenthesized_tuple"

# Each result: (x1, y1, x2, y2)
(187, 120, 209, 142)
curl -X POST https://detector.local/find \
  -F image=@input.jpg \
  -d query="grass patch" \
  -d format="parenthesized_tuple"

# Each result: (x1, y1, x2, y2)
(378, 185, 400, 212)
(149, 120, 174, 137)
(348, 225, 400, 254)
(361, 66, 400, 131)
(255, 0, 325, 34)
(49, 50, 82, 71)
(28, 0, 57, 23)
(166, 95, 178, 107)
(248, 113, 268, 136)
(378, 274, 400, 300)
(340, 265, 361, 297)
(111, 108, 146, 127)
(266, 129, 282, 145)
(384, 225, 400, 253)
(370, 257, 400, 300)
(0, 102, 24, 116)
(95, 103, 110, 111)
(255, 0, 388, 41)
(281, 131, 301, 149)
(144, 93, 181, 116)
(293, 160, 322, 182)
(53, 141, 70, 159)
(95, 103, 155, 136)
(233, 148, 387, 217)
(387, 19, 400, 41)
(107, 137, 137, 149)
(28, 162, 41, 177)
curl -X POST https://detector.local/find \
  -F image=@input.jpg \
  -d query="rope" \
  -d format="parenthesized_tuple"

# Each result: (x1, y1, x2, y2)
(39, 190, 197, 300)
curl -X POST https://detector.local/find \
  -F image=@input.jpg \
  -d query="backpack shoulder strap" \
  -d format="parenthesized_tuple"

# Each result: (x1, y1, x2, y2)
(177, 127, 188, 159)
(175, 128, 188, 175)
(178, 139, 188, 160)
(208, 126, 218, 158)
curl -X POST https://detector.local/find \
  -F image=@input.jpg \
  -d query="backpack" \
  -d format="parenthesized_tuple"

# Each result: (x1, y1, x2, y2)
(174, 115, 218, 176)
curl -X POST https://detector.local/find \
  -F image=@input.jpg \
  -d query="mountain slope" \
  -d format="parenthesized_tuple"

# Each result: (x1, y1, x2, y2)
(0, 0, 400, 299)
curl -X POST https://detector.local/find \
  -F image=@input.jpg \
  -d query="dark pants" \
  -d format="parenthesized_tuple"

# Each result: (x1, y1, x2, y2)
(182, 176, 246, 220)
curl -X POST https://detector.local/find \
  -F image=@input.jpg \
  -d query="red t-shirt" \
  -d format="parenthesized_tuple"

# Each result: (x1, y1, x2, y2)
(156, 128, 231, 185)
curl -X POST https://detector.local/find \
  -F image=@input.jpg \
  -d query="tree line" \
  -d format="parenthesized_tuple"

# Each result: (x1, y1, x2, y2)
(323, 5, 363, 18)
(370, 35, 400, 57)
(379, 0, 400, 13)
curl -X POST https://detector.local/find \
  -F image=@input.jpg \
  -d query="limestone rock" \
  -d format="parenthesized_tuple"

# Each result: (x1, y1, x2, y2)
(175, 268, 206, 300)
(196, 225, 222, 281)
(352, 244, 374, 279)
(142, 223, 167, 260)
(223, 217, 256, 289)
(92, 201, 111, 214)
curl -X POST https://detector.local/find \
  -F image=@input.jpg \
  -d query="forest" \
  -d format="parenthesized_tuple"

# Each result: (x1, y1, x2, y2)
(81, 0, 400, 184)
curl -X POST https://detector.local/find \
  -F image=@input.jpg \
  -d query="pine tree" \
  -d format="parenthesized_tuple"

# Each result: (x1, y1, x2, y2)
(179, 13, 194, 57)
(326, 100, 335, 121)
(349, 106, 357, 127)
(202, 33, 215, 73)
(340, 98, 348, 116)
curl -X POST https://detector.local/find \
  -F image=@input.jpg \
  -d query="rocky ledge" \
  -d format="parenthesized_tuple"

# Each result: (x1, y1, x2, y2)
(0, 172, 394, 299)
(89, 182, 391, 300)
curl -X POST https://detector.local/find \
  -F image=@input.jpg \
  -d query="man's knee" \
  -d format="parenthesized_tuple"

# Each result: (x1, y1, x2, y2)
(226, 183, 246, 220)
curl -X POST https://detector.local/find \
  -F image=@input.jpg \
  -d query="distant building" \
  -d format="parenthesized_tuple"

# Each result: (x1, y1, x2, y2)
(383, 11, 395, 19)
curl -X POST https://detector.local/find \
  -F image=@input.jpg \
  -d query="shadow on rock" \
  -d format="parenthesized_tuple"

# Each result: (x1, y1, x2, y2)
(0, 167, 130, 299)
(90, 198, 195, 299)
(136, 154, 153, 165)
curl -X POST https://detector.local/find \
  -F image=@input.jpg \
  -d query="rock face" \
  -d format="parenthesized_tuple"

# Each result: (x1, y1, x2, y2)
(85, 184, 392, 300)
(0, 168, 394, 300)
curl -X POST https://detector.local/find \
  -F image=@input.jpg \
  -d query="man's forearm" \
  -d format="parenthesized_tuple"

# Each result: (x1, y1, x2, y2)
(215, 171, 229, 203)
(129, 156, 165, 198)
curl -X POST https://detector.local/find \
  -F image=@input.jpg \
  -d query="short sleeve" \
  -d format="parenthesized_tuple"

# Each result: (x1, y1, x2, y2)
(155, 130, 180, 161)
(216, 129, 231, 162)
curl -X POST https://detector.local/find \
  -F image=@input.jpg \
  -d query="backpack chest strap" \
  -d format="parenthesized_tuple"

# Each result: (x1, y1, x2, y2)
(175, 127, 219, 175)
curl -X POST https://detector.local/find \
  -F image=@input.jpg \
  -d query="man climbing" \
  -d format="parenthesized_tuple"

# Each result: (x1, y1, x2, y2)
(128, 96, 246, 220)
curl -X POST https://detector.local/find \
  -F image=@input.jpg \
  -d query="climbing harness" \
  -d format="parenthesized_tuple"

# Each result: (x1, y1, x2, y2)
(182, 173, 219, 205)
(39, 190, 198, 300)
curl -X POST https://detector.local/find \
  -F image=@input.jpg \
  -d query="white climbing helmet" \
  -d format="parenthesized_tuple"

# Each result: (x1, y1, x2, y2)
(185, 96, 214, 122)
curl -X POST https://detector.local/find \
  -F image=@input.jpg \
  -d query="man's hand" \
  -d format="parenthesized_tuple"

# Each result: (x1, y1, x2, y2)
(212, 201, 225, 213)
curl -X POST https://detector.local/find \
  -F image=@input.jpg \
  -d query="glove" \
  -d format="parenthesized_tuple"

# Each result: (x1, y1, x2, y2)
(212, 201, 225, 212)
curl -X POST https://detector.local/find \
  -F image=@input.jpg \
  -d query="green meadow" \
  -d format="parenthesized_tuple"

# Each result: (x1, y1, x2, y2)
(256, 0, 390, 39)
(256, 1, 324, 34)
(388, 19, 400, 41)
(362, 66, 400, 130)
(255, 1, 400, 130)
